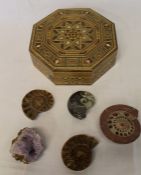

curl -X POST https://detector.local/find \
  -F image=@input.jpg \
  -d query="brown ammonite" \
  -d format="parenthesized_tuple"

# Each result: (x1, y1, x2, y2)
(100, 104, 141, 144)
(62, 135, 98, 171)
(22, 90, 54, 120)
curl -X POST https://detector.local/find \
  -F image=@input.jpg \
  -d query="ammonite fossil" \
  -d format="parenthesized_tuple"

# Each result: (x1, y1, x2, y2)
(10, 128, 44, 163)
(68, 91, 95, 119)
(100, 104, 141, 144)
(22, 89, 54, 120)
(62, 135, 98, 171)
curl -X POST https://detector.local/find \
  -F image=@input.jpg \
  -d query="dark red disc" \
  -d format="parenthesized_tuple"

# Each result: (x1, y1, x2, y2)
(100, 104, 141, 144)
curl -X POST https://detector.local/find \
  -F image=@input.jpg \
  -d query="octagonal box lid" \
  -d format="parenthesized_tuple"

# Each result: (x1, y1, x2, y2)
(29, 8, 118, 85)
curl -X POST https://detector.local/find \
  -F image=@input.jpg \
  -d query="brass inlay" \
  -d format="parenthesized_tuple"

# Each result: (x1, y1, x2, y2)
(29, 8, 118, 85)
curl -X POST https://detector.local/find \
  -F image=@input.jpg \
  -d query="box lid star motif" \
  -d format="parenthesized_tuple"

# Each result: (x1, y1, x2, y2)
(29, 8, 118, 85)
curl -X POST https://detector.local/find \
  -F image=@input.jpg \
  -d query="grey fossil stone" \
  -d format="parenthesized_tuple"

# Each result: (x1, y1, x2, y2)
(68, 91, 95, 119)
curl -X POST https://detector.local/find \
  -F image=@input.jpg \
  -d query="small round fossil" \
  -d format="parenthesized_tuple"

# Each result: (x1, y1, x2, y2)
(22, 89, 54, 120)
(10, 128, 44, 163)
(62, 135, 98, 171)
(100, 104, 141, 144)
(68, 91, 95, 119)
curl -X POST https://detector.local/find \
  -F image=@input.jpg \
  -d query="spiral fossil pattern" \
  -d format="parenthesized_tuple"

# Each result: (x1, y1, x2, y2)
(62, 135, 98, 171)
(100, 105, 141, 144)
(108, 111, 135, 137)
(68, 91, 95, 119)
(22, 90, 54, 120)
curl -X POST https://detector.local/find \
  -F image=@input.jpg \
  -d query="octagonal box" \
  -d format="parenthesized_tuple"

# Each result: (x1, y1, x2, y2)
(29, 8, 118, 85)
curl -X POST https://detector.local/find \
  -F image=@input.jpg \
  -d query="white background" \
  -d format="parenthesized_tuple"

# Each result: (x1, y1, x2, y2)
(0, 0, 141, 175)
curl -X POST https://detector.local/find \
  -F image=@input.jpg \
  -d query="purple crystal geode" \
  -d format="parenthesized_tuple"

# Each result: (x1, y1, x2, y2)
(10, 128, 44, 163)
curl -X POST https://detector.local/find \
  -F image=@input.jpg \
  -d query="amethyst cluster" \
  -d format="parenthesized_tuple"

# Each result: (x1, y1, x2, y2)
(10, 128, 44, 163)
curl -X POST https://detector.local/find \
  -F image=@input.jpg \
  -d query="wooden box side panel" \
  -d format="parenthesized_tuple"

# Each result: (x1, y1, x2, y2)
(51, 71, 93, 85)
(30, 51, 117, 85)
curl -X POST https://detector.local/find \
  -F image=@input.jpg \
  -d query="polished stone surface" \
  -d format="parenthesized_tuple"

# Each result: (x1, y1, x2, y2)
(68, 91, 95, 119)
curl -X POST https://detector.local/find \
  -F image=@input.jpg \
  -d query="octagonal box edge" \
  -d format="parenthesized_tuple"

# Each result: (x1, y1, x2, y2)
(29, 8, 118, 85)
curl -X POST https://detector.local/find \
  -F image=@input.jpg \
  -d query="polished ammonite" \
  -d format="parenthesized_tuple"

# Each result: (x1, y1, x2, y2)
(29, 8, 118, 85)
(100, 104, 141, 144)
(62, 135, 98, 171)
(10, 128, 45, 163)
(22, 89, 54, 120)
(68, 91, 95, 119)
